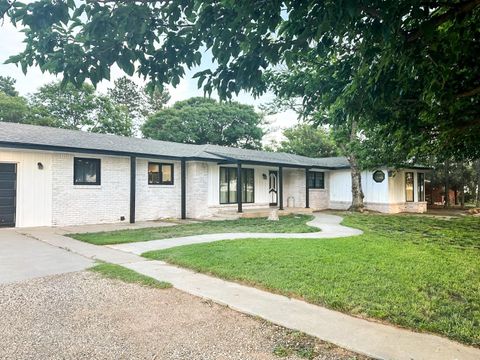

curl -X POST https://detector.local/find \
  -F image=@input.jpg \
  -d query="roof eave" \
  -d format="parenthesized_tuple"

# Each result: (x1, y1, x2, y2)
(0, 141, 221, 162)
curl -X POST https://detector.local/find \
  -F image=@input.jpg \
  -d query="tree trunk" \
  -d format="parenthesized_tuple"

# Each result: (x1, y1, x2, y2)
(444, 160, 450, 208)
(476, 160, 480, 207)
(346, 119, 364, 212)
(348, 154, 365, 212)
(460, 160, 465, 209)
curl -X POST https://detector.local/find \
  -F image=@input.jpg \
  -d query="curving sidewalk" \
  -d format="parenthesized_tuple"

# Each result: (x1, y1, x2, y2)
(108, 212, 363, 255)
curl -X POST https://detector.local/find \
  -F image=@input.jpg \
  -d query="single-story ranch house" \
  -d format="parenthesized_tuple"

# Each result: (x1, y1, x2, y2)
(0, 122, 428, 228)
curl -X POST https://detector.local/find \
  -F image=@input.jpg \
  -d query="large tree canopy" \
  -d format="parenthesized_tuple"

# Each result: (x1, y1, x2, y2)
(2, 0, 478, 159)
(30, 81, 134, 135)
(0, 76, 19, 96)
(271, 123, 339, 158)
(142, 97, 264, 149)
(0, 91, 29, 123)
(107, 76, 170, 133)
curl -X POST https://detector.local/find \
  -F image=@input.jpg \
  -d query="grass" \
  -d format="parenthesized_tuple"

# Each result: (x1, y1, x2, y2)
(341, 213, 480, 250)
(89, 262, 172, 289)
(143, 213, 480, 346)
(70, 214, 316, 245)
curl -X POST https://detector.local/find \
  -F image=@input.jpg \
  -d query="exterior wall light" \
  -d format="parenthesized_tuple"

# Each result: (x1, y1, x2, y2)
(37, 162, 44, 170)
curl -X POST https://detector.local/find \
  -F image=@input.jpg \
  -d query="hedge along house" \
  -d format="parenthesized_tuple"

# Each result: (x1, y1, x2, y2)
(0, 122, 429, 228)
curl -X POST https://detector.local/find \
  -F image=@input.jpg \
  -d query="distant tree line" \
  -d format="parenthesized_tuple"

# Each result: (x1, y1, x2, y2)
(0, 76, 264, 149)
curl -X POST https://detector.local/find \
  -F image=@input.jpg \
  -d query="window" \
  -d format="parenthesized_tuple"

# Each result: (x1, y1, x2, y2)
(417, 172, 425, 202)
(219, 167, 254, 204)
(405, 172, 414, 202)
(373, 170, 385, 183)
(308, 171, 325, 189)
(74, 157, 101, 185)
(148, 163, 174, 185)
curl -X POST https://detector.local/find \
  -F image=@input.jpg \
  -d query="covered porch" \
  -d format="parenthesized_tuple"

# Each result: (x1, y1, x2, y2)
(212, 158, 330, 214)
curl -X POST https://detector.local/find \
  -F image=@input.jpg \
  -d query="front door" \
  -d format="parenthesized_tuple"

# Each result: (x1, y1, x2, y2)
(269, 171, 278, 206)
(0, 163, 17, 227)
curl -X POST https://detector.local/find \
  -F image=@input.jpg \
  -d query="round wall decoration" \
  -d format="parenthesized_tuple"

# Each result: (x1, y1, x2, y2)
(373, 170, 385, 183)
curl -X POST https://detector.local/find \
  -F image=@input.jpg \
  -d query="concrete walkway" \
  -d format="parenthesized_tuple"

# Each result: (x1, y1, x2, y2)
(108, 213, 363, 254)
(0, 230, 92, 284)
(124, 260, 480, 360)
(20, 214, 480, 360)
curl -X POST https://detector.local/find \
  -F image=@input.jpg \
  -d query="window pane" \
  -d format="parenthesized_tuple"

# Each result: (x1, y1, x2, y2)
(74, 158, 100, 185)
(246, 169, 254, 202)
(309, 172, 324, 189)
(220, 168, 229, 203)
(241, 170, 247, 203)
(241, 169, 254, 203)
(161, 164, 173, 183)
(148, 163, 160, 184)
(318, 172, 325, 189)
(229, 168, 237, 203)
(418, 173, 425, 202)
(308, 172, 315, 188)
(220, 167, 254, 204)
(405, 172, 414, 202)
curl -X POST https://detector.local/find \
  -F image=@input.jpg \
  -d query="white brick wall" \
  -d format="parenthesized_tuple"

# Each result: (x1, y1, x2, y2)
(135, 159, 181, 220)
(282, 169, 330, 210)
(310, 189, 329, 210)
(52, 153, 130, 226)
(186, 161, 215, 218)
(283, 169, 306, 208)
(51, 155, 184, 226)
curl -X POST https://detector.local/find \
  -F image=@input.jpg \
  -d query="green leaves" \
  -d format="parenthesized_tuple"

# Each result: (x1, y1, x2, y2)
(142, 97, 264, 149)
(3, 0, 479, 160)
(117, 49, 135, 76)
(276, 123, 340, 158)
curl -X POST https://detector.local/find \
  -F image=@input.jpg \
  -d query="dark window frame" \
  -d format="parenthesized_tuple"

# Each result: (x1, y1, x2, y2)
(405, 172, 414, 202)
(373, 170, 385, 183)
(417, 172, 425, 202)
(73, 157, 101, 185)
(219, 167, 255, 204)
(148, 162, 174, 185)
(308, 171, 325, 189)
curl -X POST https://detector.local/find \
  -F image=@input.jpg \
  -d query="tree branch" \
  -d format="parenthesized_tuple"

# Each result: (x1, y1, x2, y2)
(0, 0, 15, 19)
(359, 6, 383, 20)
(457, 85, 480, 98)
(406, 0, 480, 42)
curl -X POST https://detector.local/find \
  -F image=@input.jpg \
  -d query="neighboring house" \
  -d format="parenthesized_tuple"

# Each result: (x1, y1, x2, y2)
(0, 122, 429, 228)
(427, 184, 458, 206)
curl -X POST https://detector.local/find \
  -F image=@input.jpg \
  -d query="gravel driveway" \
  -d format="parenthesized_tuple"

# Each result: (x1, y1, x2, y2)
(0, 271, 366, 360)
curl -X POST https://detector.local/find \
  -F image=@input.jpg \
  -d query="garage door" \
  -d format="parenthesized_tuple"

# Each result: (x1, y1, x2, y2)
(0, 163, 16, 228)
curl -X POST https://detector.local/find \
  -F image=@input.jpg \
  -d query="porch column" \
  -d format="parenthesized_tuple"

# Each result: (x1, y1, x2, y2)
(237, 162, 242, 213)
(181, 158, 186, 219)
(305, 168, 310, 208)
(279, 166, 284, 210)
(129, 156, 136, 223)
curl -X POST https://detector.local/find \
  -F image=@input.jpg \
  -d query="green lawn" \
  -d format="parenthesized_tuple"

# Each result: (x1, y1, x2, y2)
(70, 214, 316, 245)
(89, 262, 172, 289)
(143, 213, 480, 346)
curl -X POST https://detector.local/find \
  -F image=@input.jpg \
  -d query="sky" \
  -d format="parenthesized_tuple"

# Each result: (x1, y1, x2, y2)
(0, 18, 299, 144)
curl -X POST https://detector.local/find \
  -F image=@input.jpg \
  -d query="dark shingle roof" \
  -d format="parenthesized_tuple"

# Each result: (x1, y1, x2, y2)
(0, 122, 350, 169)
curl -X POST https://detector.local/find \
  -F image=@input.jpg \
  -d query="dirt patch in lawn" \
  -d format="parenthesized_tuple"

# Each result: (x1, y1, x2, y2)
(0, 271, 367, 360)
